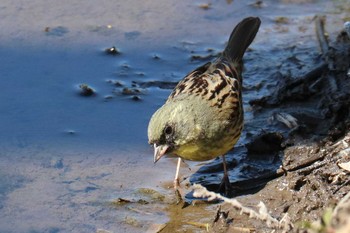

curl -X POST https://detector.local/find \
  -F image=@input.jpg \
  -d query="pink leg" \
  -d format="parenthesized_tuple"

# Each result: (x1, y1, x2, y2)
(219, 155, 232, 195)
(174, 158, 183, 203)
(174, 158, 181, 190)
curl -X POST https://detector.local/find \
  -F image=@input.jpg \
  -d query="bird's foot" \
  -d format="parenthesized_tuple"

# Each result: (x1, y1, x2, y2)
(174, 178, 183, 204)
(218, 174, 234, 197)
(175, 189, 183, 204)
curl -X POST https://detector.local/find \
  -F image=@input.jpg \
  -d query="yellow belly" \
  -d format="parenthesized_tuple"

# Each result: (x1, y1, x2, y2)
(173, 135, 240, 161)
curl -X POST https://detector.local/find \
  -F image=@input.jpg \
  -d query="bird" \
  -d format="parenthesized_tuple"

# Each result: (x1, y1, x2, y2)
(148, 17, 261, 199)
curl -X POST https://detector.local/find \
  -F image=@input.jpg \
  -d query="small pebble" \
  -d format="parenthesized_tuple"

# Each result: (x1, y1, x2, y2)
(131, 95, 141, 101)
(274, 16, 289, 24)
(114, 81, 123, 87)
(104, 95, 113, 100)
(105, 46, 120, 55)
(79, 84, 95, 96)
(121, 87, 142, 95)
(122, 88, 133, 95)
(152, 54, 161, 60)
(250, 0, 265, 8)
(199, 3, 211, 10)
(107, 79, 124, 87)
(121, 63, 130, 69)
(66, 130, 76, 135)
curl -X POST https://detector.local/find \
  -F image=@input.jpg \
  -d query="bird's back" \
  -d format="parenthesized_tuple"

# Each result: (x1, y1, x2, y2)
(165, 17, 261, 159)
(168, 17, 261, 109)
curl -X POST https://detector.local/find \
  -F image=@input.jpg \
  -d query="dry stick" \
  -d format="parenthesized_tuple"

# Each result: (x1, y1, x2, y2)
(283, 133, 350, 176)
(315, 15, 329, 55)
(284, 152, 326, 173)
(270, 151, 327, 179)
(315, 14, 339, 74)
(192, 184, 293, 231)
(296, 157, 331, 176)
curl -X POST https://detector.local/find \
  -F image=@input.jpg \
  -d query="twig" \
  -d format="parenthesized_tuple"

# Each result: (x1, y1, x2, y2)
(192, 184, 293, 231)
(315, 15, 329, 55)
(287, 152, 326, 173)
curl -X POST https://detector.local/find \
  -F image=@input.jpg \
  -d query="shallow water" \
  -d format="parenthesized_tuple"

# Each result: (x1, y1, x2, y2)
(0, 0, 348, 232)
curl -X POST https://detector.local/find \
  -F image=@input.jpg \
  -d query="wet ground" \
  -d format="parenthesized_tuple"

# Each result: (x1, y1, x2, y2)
(0, 0, 350, 232)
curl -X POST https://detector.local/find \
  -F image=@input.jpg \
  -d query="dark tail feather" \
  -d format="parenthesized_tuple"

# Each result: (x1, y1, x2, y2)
(223, 17, 261, 62)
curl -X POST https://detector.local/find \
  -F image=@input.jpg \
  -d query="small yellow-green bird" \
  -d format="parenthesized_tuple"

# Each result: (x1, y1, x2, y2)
(148, 17, 261, 196)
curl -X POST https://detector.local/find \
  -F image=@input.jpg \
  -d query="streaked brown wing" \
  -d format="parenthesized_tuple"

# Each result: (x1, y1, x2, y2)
(167, 59, 241, 114)
(167, 62, 212, 101)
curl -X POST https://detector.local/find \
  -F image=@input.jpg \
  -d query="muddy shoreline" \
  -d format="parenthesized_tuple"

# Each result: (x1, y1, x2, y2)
(104, 14, 350, 233)
(156, 15, 350, 233)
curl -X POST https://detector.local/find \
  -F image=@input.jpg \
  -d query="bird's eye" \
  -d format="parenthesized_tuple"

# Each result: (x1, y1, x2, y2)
(164, 125, 173, 135)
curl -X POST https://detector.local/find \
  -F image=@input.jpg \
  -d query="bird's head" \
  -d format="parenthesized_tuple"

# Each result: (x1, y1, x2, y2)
(148, 97, 206, 163)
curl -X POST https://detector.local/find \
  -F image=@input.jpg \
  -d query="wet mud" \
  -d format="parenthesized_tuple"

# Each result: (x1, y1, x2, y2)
(160, 13, 350, 233)
(97, 12, 350, 233)
(129, 11, 350, 233)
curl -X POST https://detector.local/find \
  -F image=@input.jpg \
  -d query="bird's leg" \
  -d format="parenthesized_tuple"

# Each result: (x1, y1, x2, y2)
(218, 155, 233, 195)
(174, 158, 183, 203)
(174, 157, 181, 189)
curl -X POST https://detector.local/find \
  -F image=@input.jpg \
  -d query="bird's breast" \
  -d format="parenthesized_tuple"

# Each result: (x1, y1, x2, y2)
(173, 132, 241, 161)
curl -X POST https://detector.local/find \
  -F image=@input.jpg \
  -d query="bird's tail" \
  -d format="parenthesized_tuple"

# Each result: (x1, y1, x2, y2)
(223, 17, 261, 62)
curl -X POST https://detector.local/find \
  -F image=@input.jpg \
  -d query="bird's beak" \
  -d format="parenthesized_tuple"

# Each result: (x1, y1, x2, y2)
(153, 144, 169, 163)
